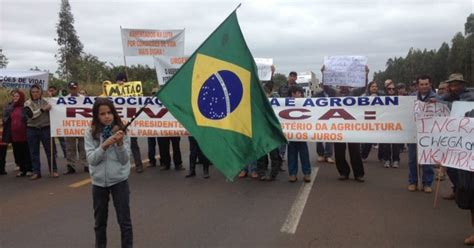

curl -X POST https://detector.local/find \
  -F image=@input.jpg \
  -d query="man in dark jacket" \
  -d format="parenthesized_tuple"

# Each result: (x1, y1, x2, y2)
(408, 75, 437, 193)
(442, 73, 474, 200)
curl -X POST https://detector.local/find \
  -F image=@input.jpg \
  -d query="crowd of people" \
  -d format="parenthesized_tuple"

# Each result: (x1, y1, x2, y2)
(1, 70, 473, 246)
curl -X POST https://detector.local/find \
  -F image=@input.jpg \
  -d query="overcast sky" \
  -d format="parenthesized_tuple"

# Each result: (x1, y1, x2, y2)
(0, 0, 472, 80)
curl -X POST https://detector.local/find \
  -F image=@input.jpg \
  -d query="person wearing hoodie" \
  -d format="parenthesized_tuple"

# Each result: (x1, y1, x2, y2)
(84, 97, 133, 248)
(3, 90, 32, 177)
(24, 84, 58, 179)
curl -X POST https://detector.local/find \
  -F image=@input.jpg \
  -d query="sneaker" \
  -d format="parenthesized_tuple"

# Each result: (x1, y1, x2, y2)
(407, 184, 417, 192)
(392, 161, 399, 168)
(30, 174, 41, 180)
(238, 171, 247, 178)
(250, 171, 258, 179)
(135, 167, 144, 173)
(264, 176, 276, 181)
(52, 172, 59, 178)
(159, 165, 170, 171)
(175, 164, 185, 171)
(384, 161, 391, 168)
(303, 175, 311, 183)
(16, 172, 26, 177)
(354, 176, 365, 183)
(26, 171, 33, 177)
(423, 186, 433, 193)
(288, 175, 297, 182)
(326, 157, 335, 164)
(338, 175, 349, 181)
(317, 156, 326, 162)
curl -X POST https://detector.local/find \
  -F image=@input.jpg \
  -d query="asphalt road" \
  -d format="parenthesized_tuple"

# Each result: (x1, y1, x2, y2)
(0, 139, 469, 248)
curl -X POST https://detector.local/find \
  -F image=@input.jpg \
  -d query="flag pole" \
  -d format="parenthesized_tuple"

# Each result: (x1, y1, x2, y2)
(120, 26, 130, 81)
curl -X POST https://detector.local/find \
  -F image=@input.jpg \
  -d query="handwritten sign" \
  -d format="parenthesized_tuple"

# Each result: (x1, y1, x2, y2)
(154, 56, 188, 85)
(121, 28, 185, 57)
(417, 117, 474, 171)
(0, 69, 49, 90)
(323, 56, 367, 87)
(105, 81, 143, 97)
(413, 100, 451, 119)
(254, 58, 273, 81)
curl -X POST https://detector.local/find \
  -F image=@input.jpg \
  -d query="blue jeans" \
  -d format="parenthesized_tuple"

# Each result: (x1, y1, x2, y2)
(287, 141, 311, 176)
(27, 127, 57, 175)
(408, 144, 434, 186)
(316, 142, 333, 157)
(241, 161, 256, 173)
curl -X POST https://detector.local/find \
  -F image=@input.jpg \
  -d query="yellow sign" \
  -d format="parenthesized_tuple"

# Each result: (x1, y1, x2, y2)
(105, 81, 143, 96)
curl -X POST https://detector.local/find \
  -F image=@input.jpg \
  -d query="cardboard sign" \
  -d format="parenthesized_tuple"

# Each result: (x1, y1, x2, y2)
(323, 56, 367, 87)
(105, 81, 143, 97)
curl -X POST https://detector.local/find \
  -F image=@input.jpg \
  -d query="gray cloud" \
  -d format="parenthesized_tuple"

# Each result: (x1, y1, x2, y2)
(0, 0, 472, 81)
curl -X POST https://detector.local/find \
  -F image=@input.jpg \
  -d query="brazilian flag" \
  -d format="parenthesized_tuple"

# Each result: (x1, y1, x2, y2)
(156, 10, 287, 180)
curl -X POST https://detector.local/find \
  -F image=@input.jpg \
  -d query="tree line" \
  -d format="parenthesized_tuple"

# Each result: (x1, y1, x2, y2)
(373, 14, 473, 88)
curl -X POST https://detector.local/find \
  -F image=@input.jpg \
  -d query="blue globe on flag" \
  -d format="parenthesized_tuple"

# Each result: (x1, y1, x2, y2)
(197, 70, 243, 120)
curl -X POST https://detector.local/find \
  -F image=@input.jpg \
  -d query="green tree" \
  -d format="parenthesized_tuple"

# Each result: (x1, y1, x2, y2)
(0, 48, 8, 68)
(272, 73, 287, 91)
(447, 32, 466, 74)
(55, 0, 83, 81)
(466, 13, 474, 35)
(76, 53, 108, 84)
(432, 42, 450, 84)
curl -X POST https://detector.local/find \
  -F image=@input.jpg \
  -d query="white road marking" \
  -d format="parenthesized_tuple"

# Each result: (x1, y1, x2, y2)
(280, 166, 319, 234)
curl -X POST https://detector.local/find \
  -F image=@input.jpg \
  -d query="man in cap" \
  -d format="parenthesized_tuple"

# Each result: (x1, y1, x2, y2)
(64, 81, 88, 174)
(441, 73, 474, 200)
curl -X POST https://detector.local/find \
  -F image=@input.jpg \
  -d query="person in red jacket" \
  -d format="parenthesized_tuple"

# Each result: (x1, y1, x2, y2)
(3, 90, 32, 177)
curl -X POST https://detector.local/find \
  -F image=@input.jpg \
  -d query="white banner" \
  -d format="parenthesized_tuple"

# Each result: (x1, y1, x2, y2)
(49, 97, 187, 137)
(273, 96, 417, 143)
(254, 58, 273, 81)
(323, 56, 367, 87)
(49, 96, 417, 143)
(417, 117, 474, 171)
(0, 69, 49, 90)
(451, 101, 474, 117)
(121, 28, 185, 57)
(153, 56, 188, 85)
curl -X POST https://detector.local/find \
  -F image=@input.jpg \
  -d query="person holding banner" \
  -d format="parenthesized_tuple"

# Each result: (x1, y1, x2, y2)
(441, 73, 474, 200)
(84, 98, 133, 248)
(455, 108, 474, 245)
(314, 84, 337, 164)
(407, 75, 436, 193)
(47, 86, 67, 159)
(277, 71, 298, 167)
(63, 82, 88, 175)
(287, 86, 312, 183)
(3, 90, 32, 177)
(24, 85, 58, 179)
(185, 136, 210, 179)
(333, 86, 365, 182)
(360, 81, 380, 161)
(380, 81, 401, 168)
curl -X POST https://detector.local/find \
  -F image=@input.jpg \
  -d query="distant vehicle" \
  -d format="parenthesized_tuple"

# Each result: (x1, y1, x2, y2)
(296, 71, 319, 97)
